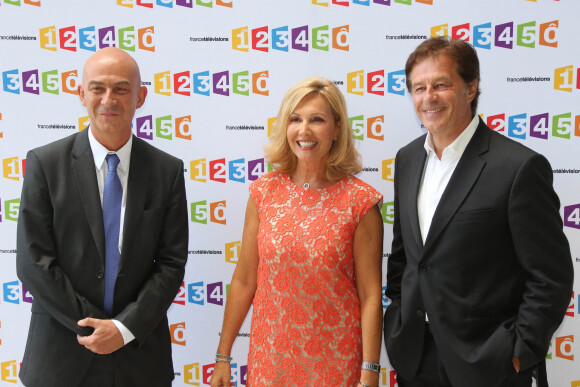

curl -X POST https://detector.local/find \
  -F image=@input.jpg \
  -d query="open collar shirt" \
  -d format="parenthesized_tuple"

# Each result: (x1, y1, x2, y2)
(417, 114, 479, 244)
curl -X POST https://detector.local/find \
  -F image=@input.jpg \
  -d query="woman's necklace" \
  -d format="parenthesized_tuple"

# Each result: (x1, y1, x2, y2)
(292, 174, 328, 190)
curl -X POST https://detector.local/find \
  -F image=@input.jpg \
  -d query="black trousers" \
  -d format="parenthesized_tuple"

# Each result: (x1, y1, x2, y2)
(77, 354, 134, 387)
(396, 324, 533, 387)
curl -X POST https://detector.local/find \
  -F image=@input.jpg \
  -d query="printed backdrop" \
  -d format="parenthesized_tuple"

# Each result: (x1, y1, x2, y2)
(0, 0, 578, 385)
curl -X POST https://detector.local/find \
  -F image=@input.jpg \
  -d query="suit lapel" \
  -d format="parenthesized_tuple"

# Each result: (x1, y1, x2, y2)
(119, 136, 149, 269)
(71, 129, 106, 261)
(422, 120, 490, 256)
(406, 144, 427, 250)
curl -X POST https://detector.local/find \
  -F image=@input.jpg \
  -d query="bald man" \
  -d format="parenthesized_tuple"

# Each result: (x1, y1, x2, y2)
(16, 47, 188, 387)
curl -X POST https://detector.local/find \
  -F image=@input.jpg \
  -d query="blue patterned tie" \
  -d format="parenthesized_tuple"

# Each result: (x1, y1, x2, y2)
(103, 154, 122, 316)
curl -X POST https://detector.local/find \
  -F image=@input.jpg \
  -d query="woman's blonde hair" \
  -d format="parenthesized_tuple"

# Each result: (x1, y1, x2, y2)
(265, 77, 362, 182)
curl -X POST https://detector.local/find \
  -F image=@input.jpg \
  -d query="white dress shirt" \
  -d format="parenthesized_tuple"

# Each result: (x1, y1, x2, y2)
(88, 128, 135, 345)
(417, 115, 479, 243)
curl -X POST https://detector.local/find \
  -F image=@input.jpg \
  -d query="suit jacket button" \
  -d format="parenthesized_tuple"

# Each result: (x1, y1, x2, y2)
(419, 264, 428, 272)
(96, 271, 104, 279)
(416, 310, 424, 317)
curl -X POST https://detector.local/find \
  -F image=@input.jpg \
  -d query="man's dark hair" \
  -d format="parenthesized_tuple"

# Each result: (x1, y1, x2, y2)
(405, 37, 481, 114)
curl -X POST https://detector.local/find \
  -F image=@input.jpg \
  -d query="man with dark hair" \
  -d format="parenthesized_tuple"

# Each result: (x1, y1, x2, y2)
(17, 47, 188, 387)
(383, 37, 573, 387)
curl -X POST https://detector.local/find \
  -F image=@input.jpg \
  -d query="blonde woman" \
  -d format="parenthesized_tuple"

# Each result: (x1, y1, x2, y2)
(210, 77, 383, 387)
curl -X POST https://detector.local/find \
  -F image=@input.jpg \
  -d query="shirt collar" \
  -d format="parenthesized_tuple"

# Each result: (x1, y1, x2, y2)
(423, 114, 479, 159)
(88, 127, 132, 173)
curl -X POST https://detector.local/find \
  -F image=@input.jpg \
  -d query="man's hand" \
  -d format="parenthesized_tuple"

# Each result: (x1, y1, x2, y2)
(77, 318, 124, 355)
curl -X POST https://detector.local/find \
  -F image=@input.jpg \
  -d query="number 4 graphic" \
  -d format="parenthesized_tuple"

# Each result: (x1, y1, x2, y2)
(563, 204, 580, 229)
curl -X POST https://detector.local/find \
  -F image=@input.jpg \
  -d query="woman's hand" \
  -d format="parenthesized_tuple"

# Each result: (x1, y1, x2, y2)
(209, 361, 235, 387)
(358, 368, 380, 387)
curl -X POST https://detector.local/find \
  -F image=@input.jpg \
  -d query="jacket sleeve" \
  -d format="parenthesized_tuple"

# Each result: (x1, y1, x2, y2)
(386, 149, 406, 304)
(509, 153, 573, 370)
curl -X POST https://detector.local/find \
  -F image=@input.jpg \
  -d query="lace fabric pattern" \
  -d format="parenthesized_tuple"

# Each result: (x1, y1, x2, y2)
(247, 171, 383, 386)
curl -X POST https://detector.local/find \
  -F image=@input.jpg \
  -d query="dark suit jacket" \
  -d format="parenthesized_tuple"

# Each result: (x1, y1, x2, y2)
(383, 119, 573, 387)
(16, 128, 188, 387)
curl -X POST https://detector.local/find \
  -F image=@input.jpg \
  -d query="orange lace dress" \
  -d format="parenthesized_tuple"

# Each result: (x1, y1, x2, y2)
(247, 171, 382, 386)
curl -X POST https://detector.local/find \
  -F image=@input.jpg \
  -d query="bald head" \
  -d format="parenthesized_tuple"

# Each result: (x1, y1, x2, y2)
(82, 47, 142, 86)
(78, 47, 147, 151)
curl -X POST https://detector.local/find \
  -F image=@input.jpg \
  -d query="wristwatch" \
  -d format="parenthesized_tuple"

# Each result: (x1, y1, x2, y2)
(361, 361, 381, 373)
